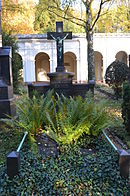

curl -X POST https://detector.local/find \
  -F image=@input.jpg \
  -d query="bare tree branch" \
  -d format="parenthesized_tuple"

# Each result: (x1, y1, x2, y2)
(91, 0, 103, 30)
(91, 0, 113, 30)
(48, 5, 86, 26)
(64, 1, 71, 17)
(48, 7, 86, 28)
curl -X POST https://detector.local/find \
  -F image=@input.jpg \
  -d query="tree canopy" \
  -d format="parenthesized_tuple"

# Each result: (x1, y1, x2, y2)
(1, 0, 37, 34)
(34, 0, 85, 33)
(1, 0, 129, 34)
(95, 0, 130, 33)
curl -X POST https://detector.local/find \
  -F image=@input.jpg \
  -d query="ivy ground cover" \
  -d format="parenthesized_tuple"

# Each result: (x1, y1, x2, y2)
(0, 127, 129, 195)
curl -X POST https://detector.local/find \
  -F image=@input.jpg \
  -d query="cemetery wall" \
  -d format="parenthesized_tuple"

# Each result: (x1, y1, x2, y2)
(17, 33, 130, 83)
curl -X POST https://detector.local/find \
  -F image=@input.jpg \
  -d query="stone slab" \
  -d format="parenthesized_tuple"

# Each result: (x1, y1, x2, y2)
(47, 71, 74, 85)
(28, 82, 94, 98)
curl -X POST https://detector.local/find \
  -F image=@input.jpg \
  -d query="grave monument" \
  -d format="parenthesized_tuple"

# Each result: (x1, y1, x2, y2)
(47, 21, 74, 85)
(28, 22, 94, 98)
(0, 47, 16, 118)
(0, 1, 15, 118)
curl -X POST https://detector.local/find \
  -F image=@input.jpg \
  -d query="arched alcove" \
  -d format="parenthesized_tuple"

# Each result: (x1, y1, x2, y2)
(94, 51, 103, 81)
(15, 53, 23, 82)
(35, 52, 50, 82)
(64, 52, 77, 80)
(115, 51, 128, 65)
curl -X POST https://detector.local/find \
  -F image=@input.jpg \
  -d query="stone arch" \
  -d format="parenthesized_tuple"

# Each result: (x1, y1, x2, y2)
(94, 51, 103, 81)
(115, 51, 128, 65)
(64, 52, 77, 80)
(15, 52, 23, 82)
(35, 52, 50, 82)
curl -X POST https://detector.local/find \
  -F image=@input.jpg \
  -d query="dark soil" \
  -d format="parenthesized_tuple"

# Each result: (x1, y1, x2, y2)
(35, 133, 59, 158)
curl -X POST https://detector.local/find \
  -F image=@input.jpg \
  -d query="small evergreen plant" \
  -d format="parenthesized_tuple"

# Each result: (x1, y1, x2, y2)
(2, 32, 22, 93)
(122, 82, 130, 135)
(105, 60, 129, 99)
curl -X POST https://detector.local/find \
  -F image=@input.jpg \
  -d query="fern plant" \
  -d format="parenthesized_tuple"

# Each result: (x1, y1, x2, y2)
(44, 94, 113, 145)
(2, 91, 114, 147)
(2, 90, 53, 137)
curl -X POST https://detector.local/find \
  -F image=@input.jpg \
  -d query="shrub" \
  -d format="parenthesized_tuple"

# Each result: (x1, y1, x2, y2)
(122, 82, 130, 135)
(105, 60, 129, 99)
(2, 31, 22, 93)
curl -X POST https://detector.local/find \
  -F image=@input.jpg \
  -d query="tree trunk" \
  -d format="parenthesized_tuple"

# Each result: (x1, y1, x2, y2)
(86, 4, 95, 83)
(87, 30, 95, 82)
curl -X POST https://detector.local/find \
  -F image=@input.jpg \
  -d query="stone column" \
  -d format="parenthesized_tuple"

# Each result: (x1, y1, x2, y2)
(51, 41, 57, 72)
(79, 38, 88, 82)
(24, 59, 35, 82)
(76, 57, 80, 82)
(102, 52, 107, 82)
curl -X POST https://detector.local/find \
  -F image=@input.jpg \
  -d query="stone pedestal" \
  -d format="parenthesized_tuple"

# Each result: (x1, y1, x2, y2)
(47, 71, 74, 85)
(28, 78, 95, 98)
(0, 47, 16, 118)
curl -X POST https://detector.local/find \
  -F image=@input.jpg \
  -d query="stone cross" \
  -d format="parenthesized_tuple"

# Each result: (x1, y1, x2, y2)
(47, 22, 72, 72)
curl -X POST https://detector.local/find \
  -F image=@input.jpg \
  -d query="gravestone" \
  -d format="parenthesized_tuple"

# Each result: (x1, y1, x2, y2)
(47, 22, 74, 85)
(47, 21, 72, 72)
(0, 46, 15, 118)
(28, 22, 95, 98)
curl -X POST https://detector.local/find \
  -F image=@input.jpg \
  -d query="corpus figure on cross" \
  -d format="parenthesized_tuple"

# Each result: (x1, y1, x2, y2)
(47, 22, 72, 72)
(50, 33, 69, 61)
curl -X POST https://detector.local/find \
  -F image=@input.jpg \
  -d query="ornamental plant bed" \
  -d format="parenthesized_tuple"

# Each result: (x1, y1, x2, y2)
(0, 132, 129, 195)
(1, 90, 129, 194)
(35, 132, 98, 158)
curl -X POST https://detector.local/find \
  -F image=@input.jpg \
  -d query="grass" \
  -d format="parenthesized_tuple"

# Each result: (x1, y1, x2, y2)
(95, 82, 114, 95)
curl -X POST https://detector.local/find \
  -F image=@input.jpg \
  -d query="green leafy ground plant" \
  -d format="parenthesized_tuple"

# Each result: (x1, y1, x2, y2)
(122, 82, 130, 135)
(2, 91, 53, 135)
(0, 135, 129, 195)
(2, 91, 115, 147)
(44, 94, 113, 145)
(1, 91, 53, 151)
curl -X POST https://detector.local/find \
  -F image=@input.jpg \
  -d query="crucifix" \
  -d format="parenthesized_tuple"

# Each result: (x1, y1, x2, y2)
(47, 22, 72, 72)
